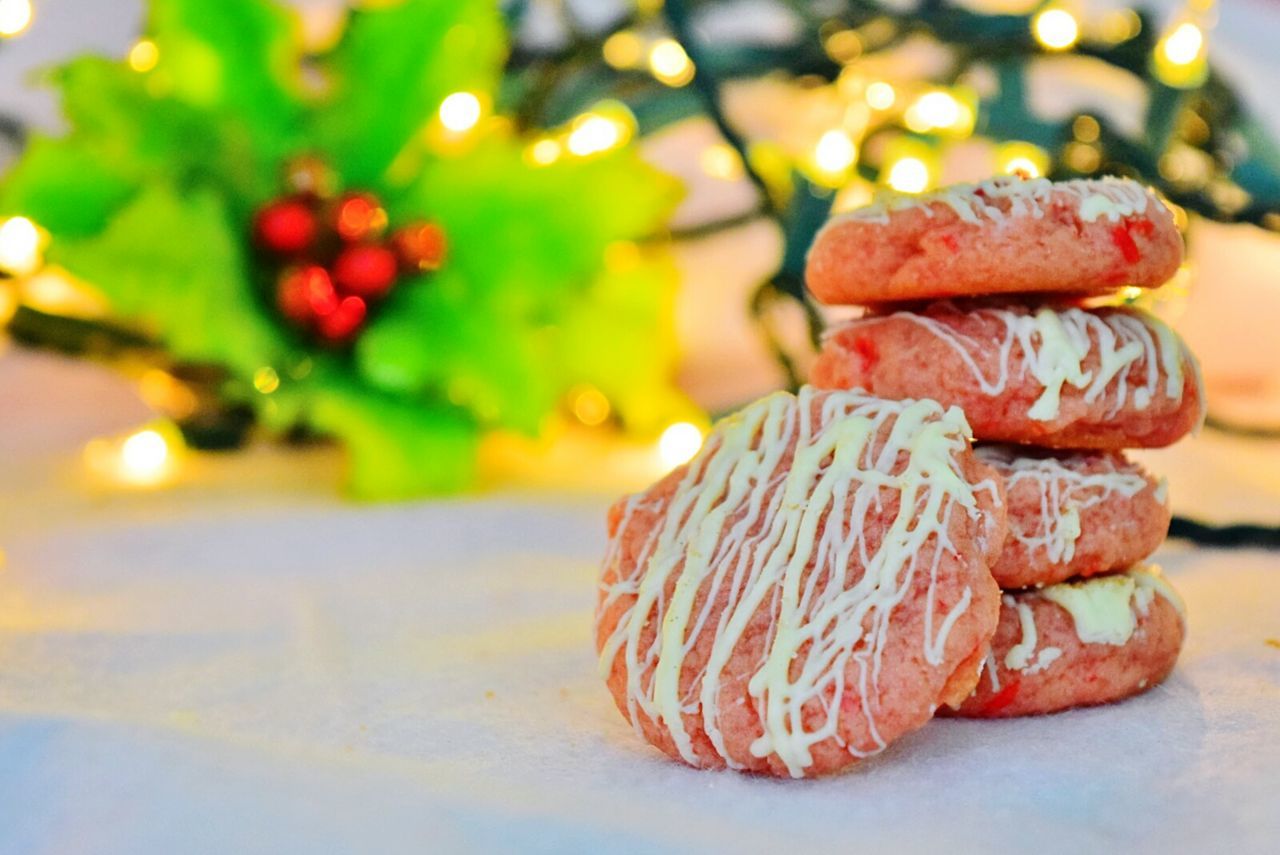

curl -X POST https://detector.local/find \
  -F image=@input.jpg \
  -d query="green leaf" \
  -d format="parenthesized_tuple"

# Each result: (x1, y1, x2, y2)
(45, 183, 286, 378)
(557, 251, 697, 435)
(0, 135, 137, 235)
(304, 372, 478, 499)
(313, 0, 505, 187)
(146, 0, 304, 177)
(355, 268, 557, 434)
(360, 135, 681, 432)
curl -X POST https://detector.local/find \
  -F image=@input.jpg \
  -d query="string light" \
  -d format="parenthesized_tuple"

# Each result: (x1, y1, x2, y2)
(0, 0, 32, 38)
(0, 216, 40, 275)
(1033, 8, 1080, 51)
(438, 92, 482, 133)
(603, 30, 644, 69)
(997, 141, 1050, 178)
(526, 138, 562, 166)
(1152, 17, 1210, 88)
(84, 424, 181, 489)
(904, 90, 973, 135)
(658, 422, 703, 469)
(253, 366, 281, 394)
(570, 386, 611, 427)
(865, 81, 896, 110)
(886, 157, 931, 193)
(128, 39, 159, 73)
(813, 129, 858, 179)
(1163, 22, 1204, 65)
(648, 38, 694, 87)
(566, 106, 633, 157)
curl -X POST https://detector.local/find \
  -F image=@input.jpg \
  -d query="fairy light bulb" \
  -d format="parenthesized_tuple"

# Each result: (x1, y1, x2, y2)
(865, 81, 896, 110)
(886, 157, 930, 194)
(1033, 8, 1080, 51)
(658, 422, 703, 469)
(1163, 22, 1203, 65)
(997, 141, 1050, 179)
(128, 39, 159, 73)
(648, 38, 694, 87)
(0, 216, 40, 275)
(439, 92, 482, 133)
(814, 130, 858, 176)
(0, 0, 32, 37)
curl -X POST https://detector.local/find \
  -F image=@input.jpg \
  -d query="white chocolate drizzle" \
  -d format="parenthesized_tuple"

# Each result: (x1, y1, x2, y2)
(826, 175, 1153, 227)
(1001, 594, 1063, 675)
(976, 446, 1150, 565)
(834, 303, 1194, 423)
(1040, 565, 1184, 646)
(597, 387, 990, 778)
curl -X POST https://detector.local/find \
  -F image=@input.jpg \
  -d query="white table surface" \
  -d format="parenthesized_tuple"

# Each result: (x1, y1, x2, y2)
(2, 346, 1279, 854)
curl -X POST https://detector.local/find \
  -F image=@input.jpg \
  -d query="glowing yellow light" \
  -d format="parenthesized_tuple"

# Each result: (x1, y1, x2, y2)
(1064, 141, 1101, 173)
(700, 144, 743, 181)
(648, 38, 694, 87)
(128, 39, 159, 73)
(865, 81, 896, 110)
(886, 157, 931, 194)
(813, 129, 858, 175)
(997, 141, 1050, 178)
(253, 366, 281, 394)
(0, 0, 32, 37)
(603, 30, 644, 69)
(1100, 9, 1141, 43)
(904, 91, 972, 135)
(0, 216, 40, 275)
(526, 138, 562, 166)
(658, 422, 703, 469)
(1005, 157, 1039, 177)
(1033, 8, 1080, 51)
(570, 386, 611, 427)
(567, 114, 625, 157)
(1162, 23, 1204, 66)
(439, 92, 482, 133)
(122, 430, 169, 475)
(138, 370, 198, 419)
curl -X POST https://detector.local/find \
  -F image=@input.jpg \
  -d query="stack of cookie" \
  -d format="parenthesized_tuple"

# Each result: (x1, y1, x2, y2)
(807, 175, 1202, 717)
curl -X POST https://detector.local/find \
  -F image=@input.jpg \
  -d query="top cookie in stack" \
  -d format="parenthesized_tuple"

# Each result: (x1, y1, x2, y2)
(805, 174, 1202, 719)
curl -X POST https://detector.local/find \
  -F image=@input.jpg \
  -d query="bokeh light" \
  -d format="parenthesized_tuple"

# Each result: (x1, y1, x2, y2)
(658, 422, 703, 469)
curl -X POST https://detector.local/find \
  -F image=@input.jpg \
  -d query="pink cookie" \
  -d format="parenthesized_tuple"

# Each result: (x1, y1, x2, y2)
(595, 387, 1006, 777)
(947, 566, 1185, 718)
(976, 445, 1171, 589)
(811, 300, 1204, 449)
(806, 176, 1182, 305)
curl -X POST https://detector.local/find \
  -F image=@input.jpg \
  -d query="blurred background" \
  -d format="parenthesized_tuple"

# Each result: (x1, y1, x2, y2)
(1, 4, 1279, 849)
(2, 0, 1280, 500)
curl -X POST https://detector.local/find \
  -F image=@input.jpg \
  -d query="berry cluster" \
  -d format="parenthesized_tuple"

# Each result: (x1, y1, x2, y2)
(252, 158, 447, 346)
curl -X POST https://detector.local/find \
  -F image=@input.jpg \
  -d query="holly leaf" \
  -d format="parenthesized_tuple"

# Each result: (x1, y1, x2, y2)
(303, 371, 478, 499)
(145, 0, 304, 180)
(45, 183, 285, 378)
(0, 135, 137, 236)
(354, 268, 557, 434)
(360, 135, 681, 432)
(557, 252, 697, 435)
(313, 0, 505, 187)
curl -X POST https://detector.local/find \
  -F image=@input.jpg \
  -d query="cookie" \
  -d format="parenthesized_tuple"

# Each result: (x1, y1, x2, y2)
(595, 387, 1006, 777)
(976, 445, 1171, 589)
(806, 176, 1182, 305)
(946, 566, 1185, 718)
(811, 300, 1204, 449)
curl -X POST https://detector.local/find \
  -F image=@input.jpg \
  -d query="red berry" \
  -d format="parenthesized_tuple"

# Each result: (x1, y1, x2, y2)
(317, 295, 368, 344)
(333, 192, 389, 243)
(392, 222, 448, 272)
(276, 265, 338, 328)
(332, 244, 400, 298)
(255, 198, 318, 256)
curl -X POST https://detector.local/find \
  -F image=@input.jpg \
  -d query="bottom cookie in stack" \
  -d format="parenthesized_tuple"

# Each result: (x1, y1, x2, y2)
(946, 566, 1186, 718)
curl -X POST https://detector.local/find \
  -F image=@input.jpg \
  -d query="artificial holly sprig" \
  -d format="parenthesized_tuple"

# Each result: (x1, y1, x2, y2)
(1, 0, 692, 498)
